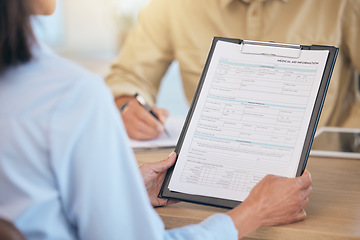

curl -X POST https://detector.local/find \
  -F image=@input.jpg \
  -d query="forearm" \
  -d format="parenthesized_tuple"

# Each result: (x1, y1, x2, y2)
(105, 0, 174, 105)
(226, 201, 262, 239)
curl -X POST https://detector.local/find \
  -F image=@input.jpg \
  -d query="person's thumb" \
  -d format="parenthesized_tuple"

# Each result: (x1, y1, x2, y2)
(298, 170, 312, 189)
(152, 152, 177, 173)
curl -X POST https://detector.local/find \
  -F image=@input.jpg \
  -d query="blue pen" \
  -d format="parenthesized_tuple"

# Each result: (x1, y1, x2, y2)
(134, 93, 170, 137)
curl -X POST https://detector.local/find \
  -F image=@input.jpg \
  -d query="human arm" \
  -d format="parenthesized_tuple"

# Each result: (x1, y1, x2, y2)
(140, 149, 311, 239)
(50, 76, 171, 240)
(106, 0, 173, 140)
(142, 151, 312, 239)
(341, 0, 360, 72)
(227, 170, 312, 239)
(51, 74, 311, 240)
(50, 76, 235, 240)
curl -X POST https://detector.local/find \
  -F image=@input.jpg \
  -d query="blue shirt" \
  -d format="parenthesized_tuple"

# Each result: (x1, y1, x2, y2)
(0, 44, 238, 240)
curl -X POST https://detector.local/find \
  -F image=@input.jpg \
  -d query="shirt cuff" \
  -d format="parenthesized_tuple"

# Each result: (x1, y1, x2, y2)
(199, 213, 238, 239)
(165, 213, 238, 240)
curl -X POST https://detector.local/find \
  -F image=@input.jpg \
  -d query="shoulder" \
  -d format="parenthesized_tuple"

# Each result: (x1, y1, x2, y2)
(32, 44, 101, 88)
(34, 48, 113, 114)
(0, 43, 111, 116)
(39, 43, 108, 92)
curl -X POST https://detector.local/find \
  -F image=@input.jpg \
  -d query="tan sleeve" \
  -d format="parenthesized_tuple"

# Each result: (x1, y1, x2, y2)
(105, 0, 174, 105)
(341, 0, 360, 72)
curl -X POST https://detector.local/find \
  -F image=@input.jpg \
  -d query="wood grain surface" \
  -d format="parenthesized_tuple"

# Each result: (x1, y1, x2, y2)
(136, 150, 360, 239)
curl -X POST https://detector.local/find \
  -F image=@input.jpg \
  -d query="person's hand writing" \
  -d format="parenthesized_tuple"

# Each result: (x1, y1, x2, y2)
(139, 152, 178, 207)
(227, 170, 312, 239)
(116, 96, 169, 140)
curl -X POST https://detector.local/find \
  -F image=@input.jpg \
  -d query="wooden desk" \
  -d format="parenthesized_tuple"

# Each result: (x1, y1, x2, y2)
(136, 150, 360, 240)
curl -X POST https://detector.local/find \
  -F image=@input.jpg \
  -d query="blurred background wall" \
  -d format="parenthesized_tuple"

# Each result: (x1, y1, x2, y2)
(32, 0, 189, 116)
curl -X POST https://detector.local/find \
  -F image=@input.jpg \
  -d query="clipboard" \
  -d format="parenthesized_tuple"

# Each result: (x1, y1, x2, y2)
(159, 37, 338, 209)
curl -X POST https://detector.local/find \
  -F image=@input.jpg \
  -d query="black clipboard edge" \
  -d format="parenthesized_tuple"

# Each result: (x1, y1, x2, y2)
(159, 37, 242, 209)
(296, 45, 338, 177)
(173, 37, 242, 156)
(159, 37, 338, 209)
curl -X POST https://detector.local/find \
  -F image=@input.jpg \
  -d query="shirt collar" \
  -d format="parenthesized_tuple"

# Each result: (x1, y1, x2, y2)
(221, 0, 289, 9)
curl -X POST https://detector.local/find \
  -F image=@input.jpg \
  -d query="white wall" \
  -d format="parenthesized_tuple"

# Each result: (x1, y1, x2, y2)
(34, 0, 143, 57)
(60, 0, 120, 58)
(33, 0, 189, 116)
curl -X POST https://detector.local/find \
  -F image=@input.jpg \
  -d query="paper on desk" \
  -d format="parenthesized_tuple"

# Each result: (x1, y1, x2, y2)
(129, 117, 185, 150)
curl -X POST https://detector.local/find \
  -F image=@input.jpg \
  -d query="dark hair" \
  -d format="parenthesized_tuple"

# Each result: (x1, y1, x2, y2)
(0, 219, 25, 240)
(0, 0, 35, 74)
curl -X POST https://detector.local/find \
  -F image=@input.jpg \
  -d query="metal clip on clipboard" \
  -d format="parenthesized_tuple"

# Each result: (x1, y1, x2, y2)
(241, 40, 301, 58)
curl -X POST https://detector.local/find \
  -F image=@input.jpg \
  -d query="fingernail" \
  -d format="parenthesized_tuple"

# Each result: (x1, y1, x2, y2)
(168, 152, 175, 157)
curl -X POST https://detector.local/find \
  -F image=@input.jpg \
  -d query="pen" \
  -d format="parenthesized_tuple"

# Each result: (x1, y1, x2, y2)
(119, 102, 129, 112)
(134, 93, 170, 137)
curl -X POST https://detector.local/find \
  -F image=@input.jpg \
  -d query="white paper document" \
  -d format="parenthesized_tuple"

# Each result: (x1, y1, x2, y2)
(129, 117, 185, 150)
(168, 41, 329, 201)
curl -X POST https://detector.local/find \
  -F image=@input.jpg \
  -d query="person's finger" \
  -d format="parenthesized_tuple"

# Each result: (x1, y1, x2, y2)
(130, 119, 163, 140)
(150, 152, 177, 173)
(121, 100, 163, 140)
(154, 198, 179, 207)
(292, 209, 307, 223)
(133, 101, 164, 130)
(300, 186, 313, 199)
(166, 199, 179, 205)
(122, 116, 160, 140)
(299, 197, 310, 210)
(123, 100, 162, 129)
(297, 170, 312, 189)
(153, 107, 169, 123)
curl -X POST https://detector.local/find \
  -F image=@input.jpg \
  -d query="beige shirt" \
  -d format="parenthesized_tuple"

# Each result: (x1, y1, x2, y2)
(106, 0, 360, 127)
